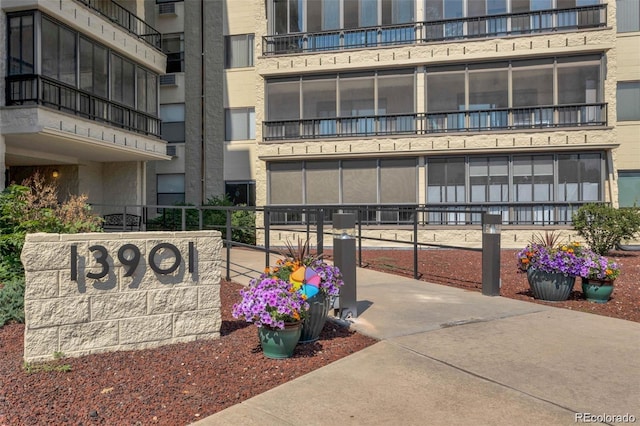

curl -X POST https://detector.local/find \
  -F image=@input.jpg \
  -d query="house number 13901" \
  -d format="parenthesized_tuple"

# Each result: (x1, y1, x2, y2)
(70, 242, 194, 281)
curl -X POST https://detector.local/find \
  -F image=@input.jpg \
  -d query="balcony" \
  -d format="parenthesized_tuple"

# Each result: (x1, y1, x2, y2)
(6, 74, 161, 138)
(262, 4, 607, 56)
(262, 103, 607, 141)
(75, 0, 161, 50)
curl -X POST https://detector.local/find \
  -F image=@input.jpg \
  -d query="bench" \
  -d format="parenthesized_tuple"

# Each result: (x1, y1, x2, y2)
(102, 213, 142, 231)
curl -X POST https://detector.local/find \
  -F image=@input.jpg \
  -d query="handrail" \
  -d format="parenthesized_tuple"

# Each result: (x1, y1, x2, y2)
(262, 4, 606, 55)
(262, 103, 608, 141)
(5, 74, 161, 138)
(74, 0, 162, 50)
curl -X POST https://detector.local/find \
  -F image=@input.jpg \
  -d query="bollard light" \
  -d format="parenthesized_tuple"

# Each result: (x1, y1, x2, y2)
(482, 213, 502, 296)
(333, 213, 357, 319)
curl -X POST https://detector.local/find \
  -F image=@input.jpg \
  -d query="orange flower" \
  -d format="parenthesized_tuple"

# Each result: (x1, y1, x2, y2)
(292, 311, 300, 320)
(521, 258, 529, 264)
(605, 269, 613, 276)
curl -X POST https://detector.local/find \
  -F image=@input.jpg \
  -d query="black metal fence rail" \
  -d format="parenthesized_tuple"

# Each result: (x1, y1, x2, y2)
(90, 202, 593, 281)
(262, 103, 607, 141)
(5, 75, 161, 138)
(75, 0, 162, 49)
(262, 4, 606, 55)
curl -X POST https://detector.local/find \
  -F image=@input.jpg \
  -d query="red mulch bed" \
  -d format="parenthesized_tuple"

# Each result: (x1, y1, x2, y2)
(356, 248, 640, 323)
(0, 281, 376, 425)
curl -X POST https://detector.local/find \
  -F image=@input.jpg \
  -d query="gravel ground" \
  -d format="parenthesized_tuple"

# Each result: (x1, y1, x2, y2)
(1, 248, 637, 425)
(0, 281, 376, 426)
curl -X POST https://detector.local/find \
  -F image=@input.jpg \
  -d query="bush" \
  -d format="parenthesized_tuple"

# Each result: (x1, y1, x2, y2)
(146, 196, 256, 245)
(572, 204, 640, 255)
(0, 173, 102, 326)
(0, 277, 25, 326)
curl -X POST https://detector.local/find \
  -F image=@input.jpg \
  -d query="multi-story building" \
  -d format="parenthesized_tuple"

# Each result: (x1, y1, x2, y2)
(1, 0, 168, 212)
(146, 0, 638, 245)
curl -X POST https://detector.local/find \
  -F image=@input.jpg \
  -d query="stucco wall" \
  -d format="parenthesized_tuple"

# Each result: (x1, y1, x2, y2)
(22, 231, 222, 362)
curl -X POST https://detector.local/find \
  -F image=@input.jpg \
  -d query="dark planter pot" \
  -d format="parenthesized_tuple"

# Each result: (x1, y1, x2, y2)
(527, 268, 576, 302)
(582, 278, 614, 303)
(258, 321, 302, 359)
(300, 292, 331, 344)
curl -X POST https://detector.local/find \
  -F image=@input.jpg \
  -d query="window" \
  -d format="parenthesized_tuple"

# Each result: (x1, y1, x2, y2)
(558, 154, 601, 202)
(42, 17, 76, 86)
(618, 171, 640, 207)
(427, 158, 465, 203)
(160, 104, 185, 143)
(137, 67, 157, 115)
(79, 37, 108, 98)
(8, 14, 34, 75)
(268, 158, 417, 206)
(162, 33, 184, 73)
(225, 108, 256, 140)
(617, 0, 640, 32)
(157, 174, 185, 206)
(469, 157, 509, 202)
(224, 34, 254, 68)
(225, 181, 256, 206)
(111, 53, 136, 107)
(617, 82, 640, 121)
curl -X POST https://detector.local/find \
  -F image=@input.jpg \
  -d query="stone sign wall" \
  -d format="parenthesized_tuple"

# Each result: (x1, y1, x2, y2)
(21, 231, 222, 362)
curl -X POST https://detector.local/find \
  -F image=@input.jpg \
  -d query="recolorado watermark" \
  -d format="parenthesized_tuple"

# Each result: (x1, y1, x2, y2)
(575, 413, 636, 423)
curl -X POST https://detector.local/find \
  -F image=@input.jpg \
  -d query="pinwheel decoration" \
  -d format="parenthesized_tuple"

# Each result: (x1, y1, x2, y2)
(290, 266, 321, 298)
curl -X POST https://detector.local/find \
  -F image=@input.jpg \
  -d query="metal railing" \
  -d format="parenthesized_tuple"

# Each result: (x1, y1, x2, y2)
(75, 0, 162, 50)
(263, 4, 606, 55)
(91, 202, 605, 281)
(263, 103, 607, 141)
(6, 74, 161, 138)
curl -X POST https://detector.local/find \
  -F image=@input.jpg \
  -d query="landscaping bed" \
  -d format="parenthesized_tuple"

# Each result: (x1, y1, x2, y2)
(0, 280, 376, 425)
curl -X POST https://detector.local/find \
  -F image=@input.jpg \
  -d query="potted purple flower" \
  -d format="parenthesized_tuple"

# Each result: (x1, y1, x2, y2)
(517, 234, 585, 301)
(232, 277, 309, 359)
(580, 250, 621, 303)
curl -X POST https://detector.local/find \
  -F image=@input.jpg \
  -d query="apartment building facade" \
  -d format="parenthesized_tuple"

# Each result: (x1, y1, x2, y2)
(1, 0, 168, 211)
(145, 0, 638, 243)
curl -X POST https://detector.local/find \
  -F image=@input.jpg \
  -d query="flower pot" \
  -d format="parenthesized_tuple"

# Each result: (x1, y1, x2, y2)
(582, 278, 614, 303)
(258, 321, 302, 359)
(527, 268, 576, 302)
(299, 292, 331, 343)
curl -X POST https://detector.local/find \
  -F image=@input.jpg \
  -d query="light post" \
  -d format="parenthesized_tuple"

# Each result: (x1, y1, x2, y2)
(333, 213, 357, 319)
(482, 213, 502, 296)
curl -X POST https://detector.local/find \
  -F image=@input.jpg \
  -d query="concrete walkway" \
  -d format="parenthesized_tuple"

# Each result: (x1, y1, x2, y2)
(196, 248, 640, 425)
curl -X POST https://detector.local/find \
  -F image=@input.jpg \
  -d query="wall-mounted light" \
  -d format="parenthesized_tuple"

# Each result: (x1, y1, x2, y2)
(52, 170, 60, 178)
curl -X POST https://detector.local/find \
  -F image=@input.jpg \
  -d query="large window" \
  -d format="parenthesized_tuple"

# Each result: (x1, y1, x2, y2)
(617, 0, 640, 32)
(225, 181, 256, 206)
(224, 34, 255, 68)
(160, 104, 185, 143)
(266, 69, 415, 136)
(426, 55, 603, 129)
(79, 37, 108, 98)
(42, 17, 76, 86)
(617, 82, 640, 121)
(618, 171, 640, 207)
(162, 33, 184, 73)
(157, 174, 185, 206)
(268, 158, 417, 205)
(225, 108, 256, 140)
(271, 0, 414, 34)
(8, 14, 34, 75)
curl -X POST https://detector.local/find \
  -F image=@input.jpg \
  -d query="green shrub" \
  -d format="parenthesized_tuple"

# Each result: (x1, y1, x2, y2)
(572, 204, 640, 255)
(0, 173, 102, 326)
(0, 277, 25, 326)
(147, 196, 256, 245)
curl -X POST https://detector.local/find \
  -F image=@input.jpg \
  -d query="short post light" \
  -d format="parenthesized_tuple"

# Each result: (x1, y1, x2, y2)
(482, 213, 502, 297)
(333, 213, 357, 319)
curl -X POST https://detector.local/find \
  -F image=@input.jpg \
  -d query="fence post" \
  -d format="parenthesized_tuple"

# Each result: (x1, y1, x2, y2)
(413, 208, 419, 280)
(482, 213, 502, 296)
(225, 209, 231, 281)
(264, 208, 271, 267)
(181, 207, 186, 231)
(316, 208, 324, 256)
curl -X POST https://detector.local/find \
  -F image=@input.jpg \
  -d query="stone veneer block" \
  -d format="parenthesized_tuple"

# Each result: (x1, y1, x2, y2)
(22, 231, 222, 362)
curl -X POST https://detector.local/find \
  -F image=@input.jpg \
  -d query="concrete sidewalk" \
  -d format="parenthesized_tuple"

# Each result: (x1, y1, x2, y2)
(197, 248, 640, 425)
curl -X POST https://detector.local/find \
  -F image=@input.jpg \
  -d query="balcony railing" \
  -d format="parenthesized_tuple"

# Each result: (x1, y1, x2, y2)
(263, 4, 606, 55)
(263, 103, 607, 141)
(6, 74, 161, 138)
(75, 0, 162, 50)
